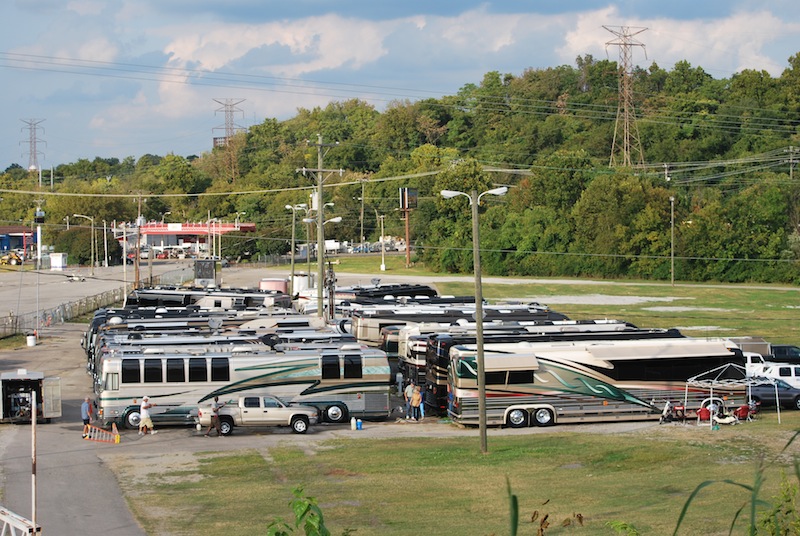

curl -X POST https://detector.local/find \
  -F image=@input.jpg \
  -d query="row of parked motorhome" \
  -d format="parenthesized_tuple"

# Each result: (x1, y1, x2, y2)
(83, 285, 394, 430)
(79, 280, 800, 430)
(359, 299, 800, 427)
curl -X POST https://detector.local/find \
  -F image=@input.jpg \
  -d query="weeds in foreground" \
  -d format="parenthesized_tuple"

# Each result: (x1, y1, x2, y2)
(674, 431, 800, 535)
(266, 486, 332, 536)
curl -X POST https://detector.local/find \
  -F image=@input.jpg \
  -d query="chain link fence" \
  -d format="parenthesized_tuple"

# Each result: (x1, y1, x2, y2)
(0, 266, 194, 339)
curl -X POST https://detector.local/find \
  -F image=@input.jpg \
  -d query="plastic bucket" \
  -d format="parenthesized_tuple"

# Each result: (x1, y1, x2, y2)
(26, 335, 36, 347)
(356, 419, 363, 430)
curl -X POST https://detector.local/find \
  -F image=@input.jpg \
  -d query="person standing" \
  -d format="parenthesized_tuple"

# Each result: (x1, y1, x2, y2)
(139, 396, 157, 436)
(410, 386, 422, 422)
(403, 380, 415, 419)
(81, 397, 93, 438)
(204, 396, 225, 437)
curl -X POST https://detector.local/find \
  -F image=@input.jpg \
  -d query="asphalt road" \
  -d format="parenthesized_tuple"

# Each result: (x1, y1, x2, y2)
(0, 261, 181, 318)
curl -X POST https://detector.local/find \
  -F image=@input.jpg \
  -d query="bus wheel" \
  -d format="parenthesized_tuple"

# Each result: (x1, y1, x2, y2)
(533, 408, 555, 427)
(219, 417, 234, 436)
(124, 410, 141, 430)
(324, 404, 347, 424)
(507, 409, 529, 428)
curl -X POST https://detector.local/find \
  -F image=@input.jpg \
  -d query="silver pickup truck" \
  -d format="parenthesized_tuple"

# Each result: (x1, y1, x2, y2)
(197, 394, 319, 435)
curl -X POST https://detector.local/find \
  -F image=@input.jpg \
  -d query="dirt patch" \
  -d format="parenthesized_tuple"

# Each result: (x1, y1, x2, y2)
(100, 450, 208, 498)
(525, 294, 689, 305)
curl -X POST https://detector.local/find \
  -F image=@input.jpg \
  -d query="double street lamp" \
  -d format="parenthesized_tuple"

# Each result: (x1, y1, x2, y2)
(440, 186, 508, 454)
(72, 213, 95, 276)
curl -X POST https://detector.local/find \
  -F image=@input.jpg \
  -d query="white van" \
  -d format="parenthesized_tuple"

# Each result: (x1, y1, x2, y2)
(759, 364, 800, 389)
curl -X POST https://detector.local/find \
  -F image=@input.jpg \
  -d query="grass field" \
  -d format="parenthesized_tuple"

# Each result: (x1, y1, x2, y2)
(110, 267, 800, 535)
(116, 414, 800, 535)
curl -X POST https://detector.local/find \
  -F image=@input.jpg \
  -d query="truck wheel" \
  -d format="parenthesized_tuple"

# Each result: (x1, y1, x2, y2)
(507, 409, 529, 428)
(324, 404, 347, 424)
(124, 410, 141, 430)
(291, 416, 310, 434)
(533, 408, 555, 427)
(219, 417, 234, 436)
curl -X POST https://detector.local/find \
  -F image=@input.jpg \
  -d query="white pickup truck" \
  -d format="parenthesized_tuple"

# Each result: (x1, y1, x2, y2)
(197, 394, 319, 435)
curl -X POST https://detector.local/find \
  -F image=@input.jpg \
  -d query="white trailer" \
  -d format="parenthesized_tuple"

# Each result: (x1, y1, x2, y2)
(0, 369, 61, 423)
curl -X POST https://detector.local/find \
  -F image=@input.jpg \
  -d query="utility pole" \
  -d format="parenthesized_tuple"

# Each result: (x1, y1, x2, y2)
(359, 177, 367, 250)
(785, 146, 798, 181)
(296, 135, 343, 318)
(604, 26, 647, 168)
(134, 195, 143, 289)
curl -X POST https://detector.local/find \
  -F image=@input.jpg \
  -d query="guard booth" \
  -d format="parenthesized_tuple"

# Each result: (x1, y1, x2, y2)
(0, 369, 61, 423)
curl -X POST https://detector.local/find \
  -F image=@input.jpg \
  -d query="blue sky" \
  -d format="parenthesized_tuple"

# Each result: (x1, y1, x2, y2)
(1, 0, 799, 169)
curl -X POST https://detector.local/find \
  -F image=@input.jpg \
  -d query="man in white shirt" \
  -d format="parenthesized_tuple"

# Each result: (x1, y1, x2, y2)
(204, 396, 225, 437)
(139, 396, 157, 436)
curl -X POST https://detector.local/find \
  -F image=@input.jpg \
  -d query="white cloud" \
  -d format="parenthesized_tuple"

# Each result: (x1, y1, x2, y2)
(4, 1, 800, 166)
(65, 0, 105, 17)
(160, 14, 391, 77)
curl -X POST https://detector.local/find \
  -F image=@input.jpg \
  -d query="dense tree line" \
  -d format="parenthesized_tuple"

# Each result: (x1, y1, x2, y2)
(3, 53, 800, 282)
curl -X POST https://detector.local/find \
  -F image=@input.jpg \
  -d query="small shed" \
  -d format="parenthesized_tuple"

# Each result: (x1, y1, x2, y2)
(50, 252, 67, 271)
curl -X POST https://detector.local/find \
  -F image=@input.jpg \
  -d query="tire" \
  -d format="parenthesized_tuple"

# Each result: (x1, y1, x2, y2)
(324, 404, 348, 424)
(219, 417, 234, 436)
(532, 408, 555, 427)
(793, 397, 800, 411)
(291, 416, 310, 434)
(124, 410, 141, 430)
(507, 408, 529, 428)
(10, 259, 18, 265)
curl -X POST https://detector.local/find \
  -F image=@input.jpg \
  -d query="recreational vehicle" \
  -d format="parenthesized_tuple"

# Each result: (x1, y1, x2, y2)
(446, 338, 745, 427)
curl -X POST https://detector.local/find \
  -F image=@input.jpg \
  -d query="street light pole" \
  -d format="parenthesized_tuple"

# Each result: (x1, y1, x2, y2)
(441, 186, 508, 455)
(102, 220, 109, 267)
(374, 208, 385, 271)
(670, 196, 675, 287)
(73, 214, 95, 276)
(285, 205, 299, 295)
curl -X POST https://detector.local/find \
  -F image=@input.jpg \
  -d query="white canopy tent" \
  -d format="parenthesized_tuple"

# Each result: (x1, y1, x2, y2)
(684, 363, 781, 427)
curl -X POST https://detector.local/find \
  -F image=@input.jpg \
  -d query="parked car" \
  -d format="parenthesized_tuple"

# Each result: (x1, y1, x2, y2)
(196, 394, 319, 435)
(749, 379, 800, 410)
(766, 345, 800, 364)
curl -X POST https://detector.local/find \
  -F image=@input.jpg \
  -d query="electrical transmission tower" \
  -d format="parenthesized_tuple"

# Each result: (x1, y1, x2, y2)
(212, 98, 245, 182)
(604, 25, 647, 168)
(21, 119, 46, 172)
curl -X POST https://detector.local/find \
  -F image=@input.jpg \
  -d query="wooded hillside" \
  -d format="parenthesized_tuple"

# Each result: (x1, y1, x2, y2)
(3, 53, 800, 283)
